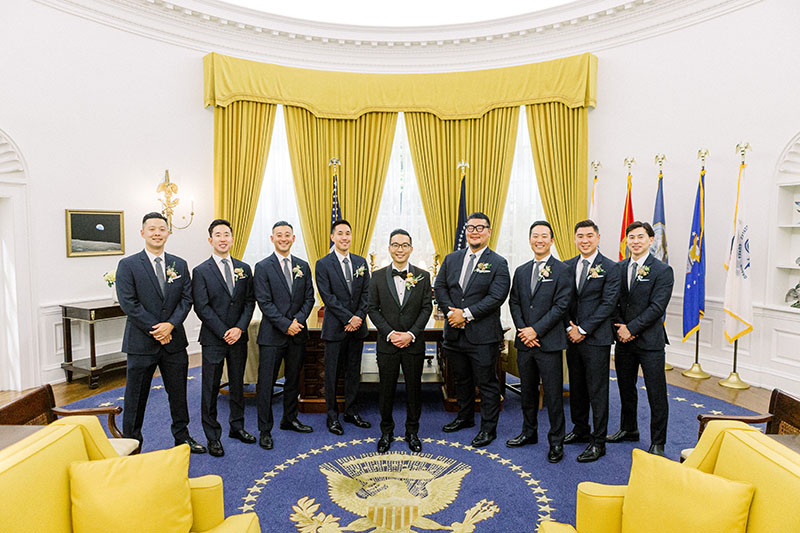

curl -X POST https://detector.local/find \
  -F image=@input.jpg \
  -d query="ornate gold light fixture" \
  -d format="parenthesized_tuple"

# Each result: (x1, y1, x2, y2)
(157, 170, 194, 232)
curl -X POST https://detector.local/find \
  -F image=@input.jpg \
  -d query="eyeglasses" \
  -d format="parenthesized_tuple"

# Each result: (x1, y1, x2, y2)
(389, 243, 412, 250)
(465, 225, 489, 233)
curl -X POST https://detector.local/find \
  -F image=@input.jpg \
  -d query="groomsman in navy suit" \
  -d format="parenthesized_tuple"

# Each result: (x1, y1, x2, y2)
(562, 220, 621, 463)
(368, 229, 432, 453)
(435, 212, 510, 448)
(507, 220, 572, 463)
(610, 221, 674, 457)
(253, 221, 315, 450)
(116, 212, 205, 453)
(315, 219, 371, 435)
(192, 219, 256, 457)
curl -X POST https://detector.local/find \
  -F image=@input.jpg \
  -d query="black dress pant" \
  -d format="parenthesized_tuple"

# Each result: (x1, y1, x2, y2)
(614, 344, 669, 445)
(517, 348, 565, 446)
(324, 335, 364, 422)
(566, 342, 611, 446)
(200, 343, 247, 442)
(444, 331, 501, 434)
(257, 342, 304, 433)
(377, 350, 424, 435)
(123, 347, 190, 445)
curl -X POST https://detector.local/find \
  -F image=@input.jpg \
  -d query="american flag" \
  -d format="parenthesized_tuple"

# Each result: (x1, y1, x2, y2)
(330, 174, 342, 249)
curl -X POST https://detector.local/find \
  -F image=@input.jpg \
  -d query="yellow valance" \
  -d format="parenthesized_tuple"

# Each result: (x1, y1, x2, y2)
(204, 52, 597, 119)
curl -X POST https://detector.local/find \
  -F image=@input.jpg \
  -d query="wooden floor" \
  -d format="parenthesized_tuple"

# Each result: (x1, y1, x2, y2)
(0, 354, 771, 414)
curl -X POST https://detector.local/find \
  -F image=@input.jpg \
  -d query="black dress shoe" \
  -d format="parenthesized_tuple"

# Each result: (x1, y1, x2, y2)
(442, 418, 475, 433)
(606, 429, 640, 443)
(280, 419, 313, 433)
(471, 431, 496, 448)
(577, 444, 606, 463)
(327, 419, 344, 436)
(228, 429, 257, 444)
(343, 414, 371, 428)
(506, 433, 538, 448)
(208, 440, 224, 457)
(259, 432, 274, 450)
(648, 444, 666, 457)
(547, 445, 564, 463)
(179, 438, 207, 454)
(406, 433, 422, 453)
(563, 432, 591, 445)
(377, 434, 393, 453)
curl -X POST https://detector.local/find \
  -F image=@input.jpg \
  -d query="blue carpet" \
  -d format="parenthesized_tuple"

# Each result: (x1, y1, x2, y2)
(66, 361, 755, 531)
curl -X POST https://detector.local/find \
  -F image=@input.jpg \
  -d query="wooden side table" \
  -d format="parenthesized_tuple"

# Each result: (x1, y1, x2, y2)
(60, 299, 127, 389)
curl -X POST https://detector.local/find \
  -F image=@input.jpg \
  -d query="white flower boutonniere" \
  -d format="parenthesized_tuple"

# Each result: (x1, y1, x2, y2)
(588, 264, 605, 278)
(474, 263, 492, 274)
(636, 265, 650, 282)
(404, 272, 424, 290)
(233, 267, 246, 281)
(165, 262, 181, 283)
(538, 265, 552, 281)
(353, 265, 366, 278)
(292, 264, 304, 279)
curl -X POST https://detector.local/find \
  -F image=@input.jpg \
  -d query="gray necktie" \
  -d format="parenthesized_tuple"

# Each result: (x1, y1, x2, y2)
(221, 258, 234, 295)
(343, 257, 353, 293)
(461, 253, 476, 290)
(629, 261, 638, 290)
(530, 260, 541, 295)
(154, 256, 166, 293)
(283, 257, 293, 295)
(578, 259, 590, 293)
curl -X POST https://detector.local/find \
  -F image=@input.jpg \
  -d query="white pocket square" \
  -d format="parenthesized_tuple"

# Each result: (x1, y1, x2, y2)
(540, 279, 554, 283)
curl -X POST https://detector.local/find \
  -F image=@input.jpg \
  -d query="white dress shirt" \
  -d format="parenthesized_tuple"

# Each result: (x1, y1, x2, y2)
(333, 249, 353, 280)
(212, 252, 233, 281)
(387, 261, 415, 342)
(144, 249, 167, 278)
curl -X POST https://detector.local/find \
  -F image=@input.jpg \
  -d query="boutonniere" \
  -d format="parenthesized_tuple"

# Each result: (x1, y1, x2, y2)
(103, 270, 116, 287)
(165, 262, 181, 283)
(538, 265, 552, 281)
(474, 263, 492, 274)
(404, 272, 424, 290)
(292, 264, 303, 279)
(233, 267, 246, 281)
(588, 264, 605, 278)
(636, 265, 650, 281)
(353, 265, 366, 278)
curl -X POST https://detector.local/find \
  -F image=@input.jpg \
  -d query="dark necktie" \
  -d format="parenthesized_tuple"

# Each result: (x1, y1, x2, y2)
(392, 269, 407, 278)
(154, 257, 166, 293)
(461, 253, 476, 290)
(283, 257, 293, 295)
(343, 257, 353, 293)
(530, 260, 541, 295)
(578, 259, 590, 293)
(629, 261, 638, 290)
(221, 258, 234, 295)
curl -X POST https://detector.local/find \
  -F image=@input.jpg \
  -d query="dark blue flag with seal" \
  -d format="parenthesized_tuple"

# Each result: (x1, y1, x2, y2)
(650, 170, 669, 263)
(682, 168, 706, 341)
(453, 175, 467, 251)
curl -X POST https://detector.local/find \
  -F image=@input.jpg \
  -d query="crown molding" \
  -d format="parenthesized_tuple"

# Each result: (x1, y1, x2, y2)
(34, 0, 762, 72)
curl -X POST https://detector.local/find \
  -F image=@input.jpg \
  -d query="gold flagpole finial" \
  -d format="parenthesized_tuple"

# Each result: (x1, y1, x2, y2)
(328, 157, 341, 175)
(590, 160, 602, 177)
(697, 149, 709, 168)
(654, 153, 666, 172)
(624, 157, 636, 173)
(457, 160, 470, 178)
(735, 143, 751, 165)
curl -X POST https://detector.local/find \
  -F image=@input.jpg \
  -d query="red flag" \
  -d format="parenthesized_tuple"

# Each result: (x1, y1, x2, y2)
(619, 173, 635, 260)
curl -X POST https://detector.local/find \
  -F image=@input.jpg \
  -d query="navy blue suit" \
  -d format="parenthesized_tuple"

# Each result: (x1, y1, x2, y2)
(508, 256, 572, 445)
(315, 252, 370, 421)
(614, 254, 674, 445)
(192, 256, 255, 442)
(563, 252, 621, 445)
(254, 253, 315, 433)
(434, 248, 510, 433)
(116, 250, 193, 445)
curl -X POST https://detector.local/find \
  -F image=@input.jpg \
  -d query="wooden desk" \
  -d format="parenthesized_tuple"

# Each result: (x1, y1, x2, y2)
(0, 425, 42, 451)
(60, 300, 127, 389)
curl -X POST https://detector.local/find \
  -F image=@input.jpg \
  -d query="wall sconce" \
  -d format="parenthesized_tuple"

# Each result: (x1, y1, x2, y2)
(157, 170, 194, 232)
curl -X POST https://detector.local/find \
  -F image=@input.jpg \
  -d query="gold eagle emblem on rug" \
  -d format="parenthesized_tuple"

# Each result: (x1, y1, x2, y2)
(290, 451, 499, 532)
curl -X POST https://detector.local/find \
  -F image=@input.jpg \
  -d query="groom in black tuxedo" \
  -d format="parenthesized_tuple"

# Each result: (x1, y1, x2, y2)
(191, 219, 256, 457)
(434, 212, 510, 448)
(368, 229, 432, 453)
(116, 212, 204, 453)
(315, 219, 371, 435)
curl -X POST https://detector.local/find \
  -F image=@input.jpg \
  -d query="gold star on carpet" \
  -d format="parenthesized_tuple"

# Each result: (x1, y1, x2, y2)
(98, 401, 114, 407)
(238, 504, 255, 512)
(674, 397, 688, 402)
(395, 436, 405, 441)
(497, 458, 511, 465)
(349, 439, 362, 445)
(296, 453, 309, 460)
(248, 486, 263, 493)
(308, 448, 322, 455)
(422, 437, 434, 443)
(691, 403, 705, 408)
(532, 486, 546, 494)
(538, 504, 555, 513)
(461, 444, 474, 451)
(364, 437, 376, 443)
(711, 410, 723, 415)
(528, 478, 541, 484)
(536, 495, 553, 503)
(517, 471, 531, 478)
(255, 477, 268, 485)
(187, 376, 196, 380)
(117, 396, 125, 400)
(526, 479, 539, 486)
(263, 471, 278, 478)
(509, 464, 521, 471)
(322, 445, 334, 451)
(538, 513, 553, 523)
(152, 385, 164, 390)
(436, 439, 447, 445)
(474, 449, 488, 455)
(242, 494, 258, 503)
(610, 377, 617, 381)
(285, 458, 298, 465)
(448, 441, 461, 448)
(335, 442, 348, 448)
(486, 452, 499, 460)
(274, 464, 288, 471)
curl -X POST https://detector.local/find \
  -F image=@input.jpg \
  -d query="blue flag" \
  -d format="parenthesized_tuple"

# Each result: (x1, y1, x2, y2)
(453, 175, 467, 251)
(329, 175, 343, 249)
(682, 169, 706, 341)
(650, 170, 668, 263)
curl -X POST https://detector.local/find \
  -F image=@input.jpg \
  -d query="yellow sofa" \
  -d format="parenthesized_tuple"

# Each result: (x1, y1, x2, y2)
(0, 420, 260, 533)
(541, 420, 800, 533)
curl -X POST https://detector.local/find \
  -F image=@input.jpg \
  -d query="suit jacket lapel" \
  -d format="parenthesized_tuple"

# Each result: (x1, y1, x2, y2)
(464, 248, 488, 294)
(139, 251, 164, 299)
(621, 258, 632, 296)
(206, 257, 230, 296)
(329, 253, 349, 292)
(400, 265, 419, 309)
(631, 254, 655, 293)
(385, 266, 402, 308)
(269, 254, 292, 295)
(532, 256, 553, 299)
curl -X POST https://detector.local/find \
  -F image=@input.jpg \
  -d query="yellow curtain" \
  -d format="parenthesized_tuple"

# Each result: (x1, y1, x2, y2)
(405, 107, 519, 258)
(526, 102, 588, 259)
(284, 106, 397, 268)
(213, 100, 276, 258)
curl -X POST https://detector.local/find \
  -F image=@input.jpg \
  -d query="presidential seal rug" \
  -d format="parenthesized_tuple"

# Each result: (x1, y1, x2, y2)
(66, 361, 756, 531)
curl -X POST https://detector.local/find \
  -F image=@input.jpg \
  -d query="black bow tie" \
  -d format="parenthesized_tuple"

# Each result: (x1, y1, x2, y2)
(392, 269, 407, 278)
